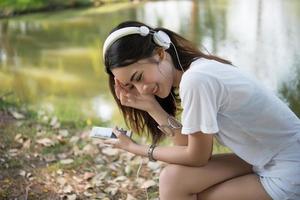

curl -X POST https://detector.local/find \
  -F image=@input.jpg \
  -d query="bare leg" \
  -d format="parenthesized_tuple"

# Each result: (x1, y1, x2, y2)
(197, 174, 272, 200)
(159, 153, 253, 200)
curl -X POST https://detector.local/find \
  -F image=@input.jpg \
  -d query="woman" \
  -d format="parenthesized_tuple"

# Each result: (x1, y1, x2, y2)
(102, 21, 300, 200)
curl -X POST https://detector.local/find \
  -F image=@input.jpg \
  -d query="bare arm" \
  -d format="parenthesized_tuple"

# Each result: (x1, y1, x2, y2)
(148, 103, 188, 146)
(107, 109, 213, 167)
(171, 132, 188, 146)
(128, 131, 213, 167)
(131, 101, 213, 166)
(112, 80, 210, 166)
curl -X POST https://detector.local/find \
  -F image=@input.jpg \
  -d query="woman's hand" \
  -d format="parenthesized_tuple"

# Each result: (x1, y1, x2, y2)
(114, 78, 160, 112)
(103, 127, 136, 152)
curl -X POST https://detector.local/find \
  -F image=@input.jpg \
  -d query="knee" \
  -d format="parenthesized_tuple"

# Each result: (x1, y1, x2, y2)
(159, 164, 184, 191)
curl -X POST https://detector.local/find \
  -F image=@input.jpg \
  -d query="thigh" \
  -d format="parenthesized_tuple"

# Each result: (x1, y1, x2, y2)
(198, 174, 272, 200)
(160, 153, 253, 194)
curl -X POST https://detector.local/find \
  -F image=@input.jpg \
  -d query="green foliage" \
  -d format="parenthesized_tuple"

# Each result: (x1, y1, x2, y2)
(279, 65, 300, 118)
(0, 0, 91, 16)
(0, 92, 20, 110)
(0, 0, 46, 12)
(0, 0, 133, 17)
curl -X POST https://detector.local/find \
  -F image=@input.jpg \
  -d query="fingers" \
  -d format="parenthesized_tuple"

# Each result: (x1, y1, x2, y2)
(114, 78, 132, 103)
(119, 91, 129, 105)
(103, 138, 118, 147)
(114, 78, 121, 99)
(112, 127, 121, 137)
(102, 127, 128, 149)
(102, 128, 121, 148)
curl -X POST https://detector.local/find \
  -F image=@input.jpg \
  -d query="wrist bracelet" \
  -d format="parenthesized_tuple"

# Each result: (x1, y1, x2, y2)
(148, 144, 157, 162)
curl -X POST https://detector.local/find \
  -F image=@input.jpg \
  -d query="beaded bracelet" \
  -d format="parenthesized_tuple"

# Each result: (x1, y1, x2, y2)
(148, 144, 157, 162)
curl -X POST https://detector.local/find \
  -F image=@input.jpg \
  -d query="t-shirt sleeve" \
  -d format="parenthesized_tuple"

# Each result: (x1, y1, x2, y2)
(179, 73, 221, 135)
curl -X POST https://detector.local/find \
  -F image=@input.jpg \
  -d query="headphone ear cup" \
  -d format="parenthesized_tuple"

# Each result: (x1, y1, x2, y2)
(153, 31, 171, 49)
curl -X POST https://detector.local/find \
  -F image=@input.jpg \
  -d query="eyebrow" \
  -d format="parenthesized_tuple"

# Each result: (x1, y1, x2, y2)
(124, 71, 138, 86)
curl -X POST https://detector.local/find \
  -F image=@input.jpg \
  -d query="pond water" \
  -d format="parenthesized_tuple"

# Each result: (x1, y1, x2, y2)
(0, 0, 299, 125)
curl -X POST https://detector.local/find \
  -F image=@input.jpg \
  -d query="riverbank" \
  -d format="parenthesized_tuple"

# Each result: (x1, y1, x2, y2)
(0, 0, 142, 18)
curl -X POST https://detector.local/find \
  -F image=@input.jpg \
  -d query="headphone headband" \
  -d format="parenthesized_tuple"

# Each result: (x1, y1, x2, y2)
(103, 26, 171, 59)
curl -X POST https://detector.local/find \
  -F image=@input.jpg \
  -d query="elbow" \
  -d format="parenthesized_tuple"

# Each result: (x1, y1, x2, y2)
(185, 147, 212, 167)
(192, 159, 209, 167)
(187, 155, 210, 167)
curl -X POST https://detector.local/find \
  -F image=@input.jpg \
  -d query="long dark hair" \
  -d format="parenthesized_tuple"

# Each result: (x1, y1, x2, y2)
(104, 21, 231, 144)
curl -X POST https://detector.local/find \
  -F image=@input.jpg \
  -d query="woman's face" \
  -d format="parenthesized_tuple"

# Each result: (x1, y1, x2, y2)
(111, 54, 176, 98)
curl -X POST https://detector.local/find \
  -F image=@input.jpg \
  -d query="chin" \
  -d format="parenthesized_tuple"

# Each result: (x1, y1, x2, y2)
(157, 91, 169, 99)
(155, 86, 172, 99)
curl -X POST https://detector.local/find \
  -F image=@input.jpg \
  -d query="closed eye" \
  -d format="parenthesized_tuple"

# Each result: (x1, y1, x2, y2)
(136, 73, 143, 82)
(127, 73, 143, 90)
(128, 84, 134, 90)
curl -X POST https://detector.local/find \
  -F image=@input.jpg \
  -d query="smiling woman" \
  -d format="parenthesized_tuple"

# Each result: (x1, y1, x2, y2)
(104, 21, 231, 144)
(102, 20, 300, 200)
(112, 55, 174, 97)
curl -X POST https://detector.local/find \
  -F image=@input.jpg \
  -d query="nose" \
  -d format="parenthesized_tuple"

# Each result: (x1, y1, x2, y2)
(136, 83, 155, 94)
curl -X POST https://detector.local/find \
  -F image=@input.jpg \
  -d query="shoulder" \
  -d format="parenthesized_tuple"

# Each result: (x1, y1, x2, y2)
(180, 60, 224, 91)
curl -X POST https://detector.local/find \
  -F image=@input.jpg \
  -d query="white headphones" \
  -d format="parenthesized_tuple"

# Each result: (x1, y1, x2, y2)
(103, 26, 171, 58)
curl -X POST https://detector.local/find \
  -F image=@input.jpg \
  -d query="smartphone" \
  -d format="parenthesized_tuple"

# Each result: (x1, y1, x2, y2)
(90, 126, 132, 139)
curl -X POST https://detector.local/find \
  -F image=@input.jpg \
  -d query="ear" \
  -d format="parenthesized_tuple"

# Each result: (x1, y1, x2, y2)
(156, 47, 165, 61)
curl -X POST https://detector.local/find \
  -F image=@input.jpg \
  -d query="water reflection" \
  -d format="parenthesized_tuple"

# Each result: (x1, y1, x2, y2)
(0, 0, 299, 122)
(140, 0, 300, 117)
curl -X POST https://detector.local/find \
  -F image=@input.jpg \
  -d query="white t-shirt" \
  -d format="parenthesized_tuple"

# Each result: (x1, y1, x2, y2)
(179, 58, 300, 167)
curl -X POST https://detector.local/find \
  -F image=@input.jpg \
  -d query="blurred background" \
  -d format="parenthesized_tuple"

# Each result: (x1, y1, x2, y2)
(0, 0, 299, 199)
(1, 0, 299, 127)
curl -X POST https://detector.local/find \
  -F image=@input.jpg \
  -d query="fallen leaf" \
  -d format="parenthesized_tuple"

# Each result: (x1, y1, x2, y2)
(50, 116, 60, 129)
(58, 153, 68, 159)
(8, 149, 19, 157)
(141, 180, 156, 189)
(63, 185, 73, 193)
(126, 194, 137, 200)
(104, 185, 118, 196)
(57, 169, 63, 175)
(124, 165, 132, 175)
(94, 155, 106, 164)
(59, 129, 69, 137)
(57, 177, 67, 186)
(70, 136, 80, 144)
(19, 170, 26, 177)
(36, 138, 55, 147)
(113, 176, 127, 182)
(60, 159, 74, 165)
(44, 154, 56, 162)
(10, 111, 25, 119)
(14, 133, 23, 142)
(22, 139, 31, 149)
(26, 172, 32, 178)
(82, 144, 99, 155)
(56, 135, 66, 144)
(83, 191, 93, 197)
(72, 146, 82, 156)
(67, 194, 77, 200)
(84, 183, 93, 190)
(91, 172, 107, 186)
(83, 172, 95, 180)
(147, 161, 161, 171)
